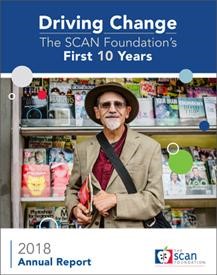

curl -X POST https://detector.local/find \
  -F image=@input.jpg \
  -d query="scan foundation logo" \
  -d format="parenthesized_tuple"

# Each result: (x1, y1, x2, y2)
(155, 246, 173, 264)
(155, 246, 206, 266)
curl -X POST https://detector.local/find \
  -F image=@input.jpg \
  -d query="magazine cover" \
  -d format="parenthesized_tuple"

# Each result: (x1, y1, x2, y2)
(130, 97, 155, 126)
(48, 148, 73, 164)
(178, 97, 206, 124)
(187, 87, 216, 98)
(21, 87, 48, 126)
(28, 136, 53, 148)
(206, 159, 217, 184)
(72, 83, 98, 126)
(189, 146, 216, 162)
(21, 164, 51, 197)
(203, 96, 217, 125)
(48, 81, 75, 126)
(23, 148, 47, 164)
(25, 207, 55, 228)
(185, 162, 213, 195)
(53, 206, 75, 228)
(162, 163, 186, 198)
(140, 79, 157, 97)
(154, 97, 179, 125)
(50, 162, 70, 197)
(171, 208, 197, 228)
(123, 81, 141, 98)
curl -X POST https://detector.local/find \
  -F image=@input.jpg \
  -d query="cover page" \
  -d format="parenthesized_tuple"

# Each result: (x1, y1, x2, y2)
(0, 1, 216, 275)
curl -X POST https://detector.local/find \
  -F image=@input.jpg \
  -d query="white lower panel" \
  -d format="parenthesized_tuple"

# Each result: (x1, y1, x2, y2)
(1, 229, 216, 274)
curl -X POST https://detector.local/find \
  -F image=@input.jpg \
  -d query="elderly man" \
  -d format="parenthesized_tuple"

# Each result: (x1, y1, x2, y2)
(65, 82, 165, 228)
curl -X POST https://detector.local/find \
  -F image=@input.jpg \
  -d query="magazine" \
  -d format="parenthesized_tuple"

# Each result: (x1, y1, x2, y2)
(130, 98, 155, 126)
(154, 97, 179, 125)
(23, 148, 47, 164)
(162, 163, 186, 197)
(78, 174, 93, 213)
(206, 159, 217, 184)
(171, 208, 197, 228)
(189, 146, 216, 162)
(185, 162, 213, 195)
(48, 148, 73, 164)
(72, 83, 98, 127)
(48, 82, 75, 126)
(123, 82, 140, 98)
(21, 87, 48, 125)
(140, 79, 157, 97)
(187, 87, 216, 97)
(25, 207, 55, 228)
(178, 98, 206, 125)
(21, 164, 51, 197)
(50, 163, 70, 197)
(203, 97, 217, 125)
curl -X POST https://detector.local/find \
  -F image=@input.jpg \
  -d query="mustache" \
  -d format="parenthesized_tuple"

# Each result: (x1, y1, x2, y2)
(105, 116, 120, 118)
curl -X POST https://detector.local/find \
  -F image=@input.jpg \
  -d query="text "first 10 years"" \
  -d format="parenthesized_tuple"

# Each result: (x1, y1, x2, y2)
(39, 37, 152, 62)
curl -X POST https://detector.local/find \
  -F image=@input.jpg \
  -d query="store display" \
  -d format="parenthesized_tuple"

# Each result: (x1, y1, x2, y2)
(15, 77, 217, 228)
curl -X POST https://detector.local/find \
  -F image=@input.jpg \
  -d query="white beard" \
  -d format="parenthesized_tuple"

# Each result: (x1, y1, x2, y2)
(105, 119, 121, 131)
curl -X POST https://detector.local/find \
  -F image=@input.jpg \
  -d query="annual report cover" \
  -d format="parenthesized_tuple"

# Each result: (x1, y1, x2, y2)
(0, 0, 216, 274)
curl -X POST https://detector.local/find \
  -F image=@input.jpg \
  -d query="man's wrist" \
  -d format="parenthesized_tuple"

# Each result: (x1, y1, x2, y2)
(113, 193, 117, 206)
(72, 206, 77, 217)
(69, 206, 77, 221)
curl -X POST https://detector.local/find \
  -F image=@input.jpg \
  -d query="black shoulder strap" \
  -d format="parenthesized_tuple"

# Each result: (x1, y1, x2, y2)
(96, 131, 137, 194)
(96, 132, 171, 228)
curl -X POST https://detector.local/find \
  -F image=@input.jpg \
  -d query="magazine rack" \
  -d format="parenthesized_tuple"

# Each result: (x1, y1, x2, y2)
(10, 79, 217, 228)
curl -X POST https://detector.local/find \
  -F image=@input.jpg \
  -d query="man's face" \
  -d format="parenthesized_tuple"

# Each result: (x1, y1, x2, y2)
(94, 92, 131, 131)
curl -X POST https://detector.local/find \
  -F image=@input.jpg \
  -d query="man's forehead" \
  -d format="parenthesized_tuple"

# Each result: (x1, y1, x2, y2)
(98, 91, 125, 101)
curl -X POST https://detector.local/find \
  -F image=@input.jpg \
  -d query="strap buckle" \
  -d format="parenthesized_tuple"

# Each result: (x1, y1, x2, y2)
(145, 217, 156, 228)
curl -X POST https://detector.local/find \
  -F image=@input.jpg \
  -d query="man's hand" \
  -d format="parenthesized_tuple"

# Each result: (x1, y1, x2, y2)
(93, 190, 117, 216)
(72, 203, 92, 225)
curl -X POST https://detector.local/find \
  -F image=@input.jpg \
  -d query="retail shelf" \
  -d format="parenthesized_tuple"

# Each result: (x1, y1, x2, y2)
(21, 197, 65, 202)
(20, 125, 217, 136)
(21, 196, 216, 208)
(165, 198, 217, 208)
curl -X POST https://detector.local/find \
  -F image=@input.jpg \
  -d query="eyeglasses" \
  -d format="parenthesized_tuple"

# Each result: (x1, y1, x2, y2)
(98, 101, 126, 110)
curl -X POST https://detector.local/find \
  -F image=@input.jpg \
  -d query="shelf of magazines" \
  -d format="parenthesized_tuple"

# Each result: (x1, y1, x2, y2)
(20, 125, 216, 136)
(20, 185, 216, 207)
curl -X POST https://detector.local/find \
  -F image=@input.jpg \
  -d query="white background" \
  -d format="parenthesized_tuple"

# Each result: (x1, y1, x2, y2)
(1, 229, 216, 274)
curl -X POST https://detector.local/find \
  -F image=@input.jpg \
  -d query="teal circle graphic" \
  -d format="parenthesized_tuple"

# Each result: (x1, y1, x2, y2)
(168, 149, 193, 174)
(179, 69, 193, 84)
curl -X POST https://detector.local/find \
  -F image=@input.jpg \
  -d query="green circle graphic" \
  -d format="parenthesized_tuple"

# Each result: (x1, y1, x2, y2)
(168, 150, 193, 174)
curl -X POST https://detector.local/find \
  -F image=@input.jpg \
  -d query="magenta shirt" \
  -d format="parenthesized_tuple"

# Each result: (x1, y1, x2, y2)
(92, 127, 127, 190)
